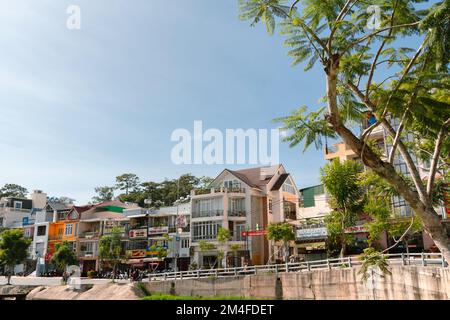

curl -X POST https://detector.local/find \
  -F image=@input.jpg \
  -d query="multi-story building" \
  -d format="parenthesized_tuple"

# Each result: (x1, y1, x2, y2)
(294, 185, 331, 261)
(323, 114, 449, 253)
(189, 164, 300, 267)
(77, 201, 135, 275)
(123, 202, 191, 271)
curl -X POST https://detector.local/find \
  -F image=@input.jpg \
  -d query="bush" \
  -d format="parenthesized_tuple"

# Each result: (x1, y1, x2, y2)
(87, 270, 95, 279)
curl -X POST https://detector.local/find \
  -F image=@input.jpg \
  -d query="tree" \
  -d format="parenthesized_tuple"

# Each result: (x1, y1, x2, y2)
(0, 183, 28, 198)
(239, 0, 450, 262)
(360, 171, 423, 255)
(0, 229, 31, 284)
(50, 241, 78, 280)
(115, 173, 140, 196)
(48, 196, 75, 204)
(217, 227, 231, 268)
(321, 159, 364, 257)
(92, 186, 115, 203)
(229, 244, 242, 267)
(98, 227, 123, 282)
(198, 240, 217, 269)
(267, 222, 295, 263)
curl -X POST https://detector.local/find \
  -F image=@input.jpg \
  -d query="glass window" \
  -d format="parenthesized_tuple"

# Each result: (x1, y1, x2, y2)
(65, 224, 73, 235)
(37, 225, 46, 236)
(14, 201, 23, 209)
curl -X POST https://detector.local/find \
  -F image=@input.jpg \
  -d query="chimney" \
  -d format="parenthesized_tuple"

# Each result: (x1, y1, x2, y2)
(31, 190, 47, 209)
(53, 210, 58, 223)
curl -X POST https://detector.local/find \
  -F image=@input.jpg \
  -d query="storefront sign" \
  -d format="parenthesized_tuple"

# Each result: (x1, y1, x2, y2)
(296, 227, 327, 240)
(241, 230, 268, 237)
(129, 229, 148, 239)
(344, 225, 368, 234)
(127, 249, 146, 259)
(148, 226, 169, 235)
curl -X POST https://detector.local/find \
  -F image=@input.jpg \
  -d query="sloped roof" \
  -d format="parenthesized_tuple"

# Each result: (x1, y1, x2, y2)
(270, 173, 290, 191)
(228, 165, 281, 189)
(79, 201, 138, 221)
(46, 202, 72, 211)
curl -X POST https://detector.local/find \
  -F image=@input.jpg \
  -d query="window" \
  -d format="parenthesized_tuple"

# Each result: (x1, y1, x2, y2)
(14, 201, 23, 209)
(192, 221, 221, 241)
(282, 179, 297, 194)
(65, 224, 73, 235)
(268, 199, 273, 213)
(37, 225, 46, 236)
(228, 198, 245, 216)
(181, 238, 190, 248)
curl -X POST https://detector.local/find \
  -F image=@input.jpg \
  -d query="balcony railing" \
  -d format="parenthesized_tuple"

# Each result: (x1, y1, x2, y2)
(228, 210, 246, 218)
(192, 187, 246, 196)
(78, 231, 100, 239)
(79, 251, 98, 258)
(192, 210, 224, 219)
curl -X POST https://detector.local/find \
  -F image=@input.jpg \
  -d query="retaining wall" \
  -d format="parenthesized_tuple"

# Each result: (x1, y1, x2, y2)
(143, 266, 450, 300)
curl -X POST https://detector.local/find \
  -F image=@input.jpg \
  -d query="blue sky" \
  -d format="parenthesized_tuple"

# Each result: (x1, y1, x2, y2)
(0, 0, 337, 203)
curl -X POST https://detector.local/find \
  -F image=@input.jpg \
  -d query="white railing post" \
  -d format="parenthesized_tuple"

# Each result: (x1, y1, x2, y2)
(197, 270, 200, 278)
(401, 253, 406, 266)
(306, 261, 310, 271)
(286, 262, 289, 273)
(421, 253, 426, 267)
(327, 259, 331, 270)
(348, 257, 352, 268)
(234, 267, 237, 276)
(275, 264, 278, 276)
(442, 255, 446, 268)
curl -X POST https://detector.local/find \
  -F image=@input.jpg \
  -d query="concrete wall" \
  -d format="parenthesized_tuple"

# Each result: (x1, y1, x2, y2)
(144, 266, 450, 300)
(143, 275, 279, 299)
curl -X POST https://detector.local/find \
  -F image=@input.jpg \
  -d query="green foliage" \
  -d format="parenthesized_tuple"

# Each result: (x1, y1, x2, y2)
(142, 293, 254, 300)
(99, 227, 124, 277)
(50, 241, 78, 272)
(92, 186, 115, 203)
(0, 229, 31, 276)
(267, 222, 295, 242)
(321, 160, 364, 256)
(217, 227, 231, 245)
(115, 173, 140, 196)
(198, 240, 216, 252)
(358, 247, 391, 281)
(275, 106, 337, 152)
(321, 159, 363, 212)
(0, 183, 28, 198)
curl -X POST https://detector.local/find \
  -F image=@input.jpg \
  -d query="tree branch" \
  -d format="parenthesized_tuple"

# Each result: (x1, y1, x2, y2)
(365, 0, 398, 100)
(426, 118, 450, 198)
(342, 21, 420, 55)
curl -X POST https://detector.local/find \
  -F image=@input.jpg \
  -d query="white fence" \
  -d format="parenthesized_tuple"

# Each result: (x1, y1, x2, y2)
(148, 253, 447, 281)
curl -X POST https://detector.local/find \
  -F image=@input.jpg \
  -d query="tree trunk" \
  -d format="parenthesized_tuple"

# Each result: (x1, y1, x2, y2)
(325, 64, 450, 264)
(6, 266, 11, 285)
(340, 237, 346, 258)
(284, 241, 289, 263)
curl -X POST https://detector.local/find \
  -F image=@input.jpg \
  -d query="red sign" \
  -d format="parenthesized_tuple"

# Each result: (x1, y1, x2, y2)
(241, 230, 268, 237)
(344, 226, 368, 234)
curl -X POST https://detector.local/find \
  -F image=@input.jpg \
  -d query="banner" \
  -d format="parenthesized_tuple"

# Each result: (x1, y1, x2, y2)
(241, 230, 268, 237)
(129, 229, 148, 239)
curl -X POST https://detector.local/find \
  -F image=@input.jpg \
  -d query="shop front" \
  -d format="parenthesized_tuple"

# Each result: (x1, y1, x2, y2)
(295, 224, 328, 261)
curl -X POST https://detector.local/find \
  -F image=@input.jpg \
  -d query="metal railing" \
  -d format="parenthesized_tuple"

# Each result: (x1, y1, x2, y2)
(191, 210, 224, 218)
(148, 253, 447, 281)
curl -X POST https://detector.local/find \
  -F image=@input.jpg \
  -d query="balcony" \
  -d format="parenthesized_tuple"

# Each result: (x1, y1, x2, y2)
(228, 210, 246, 218)
(192, 210, 224, 219)
(79, 250, 98, 258)
(192, 187, 246, 196)
(78, 231, 100, 239)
